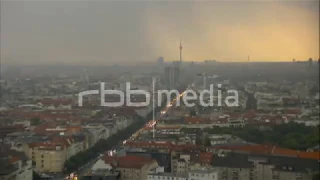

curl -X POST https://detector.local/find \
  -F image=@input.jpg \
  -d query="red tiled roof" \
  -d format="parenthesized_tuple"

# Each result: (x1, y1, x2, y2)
(8, 156, 20, 164)
(199, 152, 213, 164)
(212, 118, 228, 124)
(103, 107, 137, 117)
(103, 155, 154, 169)
(33, 124, 82, 136)
(209, 144, 320, 160)
(65, 126, 82, 134)
(242, 111, 257, 120)
(185, 117, 210, 124)
(33, 123, 56, 135)
(28, 136, 73, 150)
(126, 142, 319, 160)
(298, 151, 320, 159)
(260, 115, 284, 123)
(28, 141, 68, 150)
(285, 109, 302, 115)
(125, 141, 202, 152)
(39, 99, 73, 106)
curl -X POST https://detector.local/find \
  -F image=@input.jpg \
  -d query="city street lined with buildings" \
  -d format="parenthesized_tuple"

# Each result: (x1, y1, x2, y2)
(1, 60, 319, 180)
(1, 1, 319, 179)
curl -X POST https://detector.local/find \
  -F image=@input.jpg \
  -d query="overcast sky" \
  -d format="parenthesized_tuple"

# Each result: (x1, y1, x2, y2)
(0, 0, 319, 65)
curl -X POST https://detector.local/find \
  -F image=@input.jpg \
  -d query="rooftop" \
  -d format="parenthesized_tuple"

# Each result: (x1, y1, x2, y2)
(148, 172, 187, 178)
(103, 155, 155, 169)
(85, 169, 120, 177)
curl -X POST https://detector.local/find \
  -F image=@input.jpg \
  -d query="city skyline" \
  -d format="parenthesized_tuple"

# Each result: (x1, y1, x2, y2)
(0, 0, 319, 65)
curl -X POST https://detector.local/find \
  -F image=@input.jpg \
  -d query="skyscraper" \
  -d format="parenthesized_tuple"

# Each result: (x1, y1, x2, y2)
(308, 58, 313, 68)
(157, 57, 164, 65)
(164, 64, 180, 89)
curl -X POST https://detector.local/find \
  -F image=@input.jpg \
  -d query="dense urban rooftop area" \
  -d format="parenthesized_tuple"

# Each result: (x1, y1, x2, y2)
(0, 1, 319, 180)
(0, 59, 319, 180)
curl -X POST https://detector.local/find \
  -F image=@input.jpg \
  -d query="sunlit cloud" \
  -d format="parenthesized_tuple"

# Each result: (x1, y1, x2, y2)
(0, 1, 318, 65)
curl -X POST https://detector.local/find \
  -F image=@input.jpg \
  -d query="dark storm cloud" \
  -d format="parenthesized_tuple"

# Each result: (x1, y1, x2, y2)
(0, 0, 318, 65)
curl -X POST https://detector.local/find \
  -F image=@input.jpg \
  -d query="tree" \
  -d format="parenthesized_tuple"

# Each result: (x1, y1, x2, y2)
(195, 136, 202, 145)
(63, 107, 163, 174)
(191, 122, 319, 150)
(168, 134, 179, 141)
(189, 110, 197, 117)
(30, 117, 41, 126)
(33, 171, 41, 180)
(204, 137, 211, 146)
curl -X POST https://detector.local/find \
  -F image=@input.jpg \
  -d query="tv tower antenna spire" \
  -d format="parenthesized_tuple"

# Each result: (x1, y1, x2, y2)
(179, 39, 183, 63)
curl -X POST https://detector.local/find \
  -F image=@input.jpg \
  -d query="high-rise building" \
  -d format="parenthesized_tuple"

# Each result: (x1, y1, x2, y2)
(308, 58, 313, 67)
(164, 64, 180, 89)
(157, 57, 164, 65)
(156, 57, 165, 71)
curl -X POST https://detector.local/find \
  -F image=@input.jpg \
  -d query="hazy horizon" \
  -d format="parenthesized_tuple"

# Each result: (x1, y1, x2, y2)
(1, 0, 319, 65)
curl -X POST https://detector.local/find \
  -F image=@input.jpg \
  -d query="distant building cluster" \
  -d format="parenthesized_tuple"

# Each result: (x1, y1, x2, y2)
(0, 58, 319, 180)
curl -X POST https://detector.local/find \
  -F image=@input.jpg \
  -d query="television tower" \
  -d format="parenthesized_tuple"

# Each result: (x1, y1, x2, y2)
(179, 40, 183, 63)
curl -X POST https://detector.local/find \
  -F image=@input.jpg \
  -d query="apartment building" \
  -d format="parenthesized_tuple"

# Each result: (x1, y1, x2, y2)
(66, 135, 87, 159)
(188, 168, 219, 180)
(126, 150, 172, 172)
(171, 152, 189, 174)
(0, 148, 33, 180)
(170, 151, 214, 175)
(211, 152, 319, 180)
(212, 153, 255, 180)
(148, 168, 218, 180)
(92, 155, 159, 180)
(38, 99, 73, 110)
(148, 173, 187, 180)
(24, 141, 68, 173)
(23, 135, 87, 173)
(83, 124, 111, 147)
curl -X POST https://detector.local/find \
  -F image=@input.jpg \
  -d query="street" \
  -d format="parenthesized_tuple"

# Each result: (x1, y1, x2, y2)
(62, 91, 186, 179)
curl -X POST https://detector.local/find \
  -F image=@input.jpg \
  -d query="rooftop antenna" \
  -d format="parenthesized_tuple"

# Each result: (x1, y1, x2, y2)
(152, 77, 156, 140)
